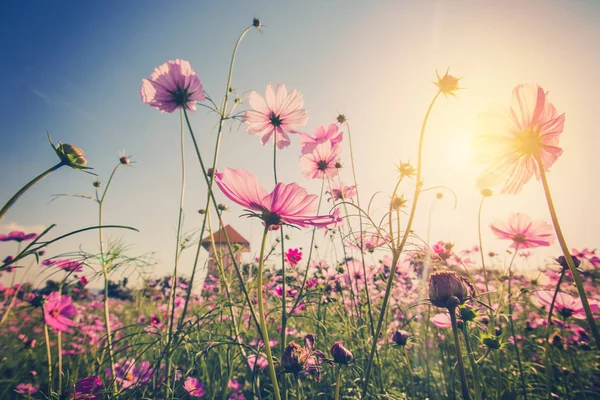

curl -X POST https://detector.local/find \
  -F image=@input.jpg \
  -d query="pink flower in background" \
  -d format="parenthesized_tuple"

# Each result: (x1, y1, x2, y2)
(534, 290, 599, 320)
(431, 313, 452, 329)
(327, 182, 357, 202)
(300, 142, 341, 179)
(286, 248, 302, 266)
(110, 359, 153, 389)
(247, 354, 268, 371)
(214, 168, 341, 228)
(141, 59, 205, 113)
(299, 124, 343, 154)
(243, 83, 308, 149)
(348, 233, 388, 253)
(491, 213, 554, 249)
(44, 292, 76, 332)
(15, 383, 39, 395)
(183, 377, 205, 397)
(473, 84, 565, 194)
(0, 231, 38, 242)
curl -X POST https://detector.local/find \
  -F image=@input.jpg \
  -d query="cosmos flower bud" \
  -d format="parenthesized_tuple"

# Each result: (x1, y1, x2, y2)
(93, 179, 102, 188)
(481, 188, 493, 197)
(252, 18, 261, 28)
(550, 333, 563, 349)
(428, 271, 474, 309)
(482, 334, 501, 350)
(217, 203, 229, 211)
(119, 155, 131, 165)
(53, 142, 88, 169)
(434, 68, 461, 97)
(436, 192, 444, 199)
(198, 209, 206, 214)
(392, 330, 409, 347)
(330, 342, 353, 364)
(391, 195, 406, 211)
(557, 255, 580, 270)
(336, 114, 347, 124)
(281, 342, 309, 374)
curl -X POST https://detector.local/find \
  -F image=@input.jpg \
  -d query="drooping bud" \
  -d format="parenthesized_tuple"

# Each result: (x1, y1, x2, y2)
(93, 179, 102, 188)
(330, 342, 353, 364)
(392, 330, 409, 347)
(281, 341, 310, 374)
(217, 203, 228, 211)
(428, 270, 474, 309)
(336, 114, 347, 124)
(556, 255, 580, 270)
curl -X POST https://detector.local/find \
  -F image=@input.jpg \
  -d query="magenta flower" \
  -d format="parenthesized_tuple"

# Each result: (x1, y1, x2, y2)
(474, 84, 565, 194)
(73, 376, 102, 400)
(243, 83, 308, 149)
(299, 142, 341, 180)
(285, 248, 302, 266)
(43, 292, 76, 332)
(183, 377, 205, 397)
(141, 59, 205, 113)
(214, 168, 340, 228)
(491, 213, 554, 249)
(535, 290, 600, 320)
(0, 231, 38, 242)
(299, 124, 343, 154)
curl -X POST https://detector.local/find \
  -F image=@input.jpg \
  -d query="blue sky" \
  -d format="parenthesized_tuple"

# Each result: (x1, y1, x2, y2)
(2, 0, 600, 289)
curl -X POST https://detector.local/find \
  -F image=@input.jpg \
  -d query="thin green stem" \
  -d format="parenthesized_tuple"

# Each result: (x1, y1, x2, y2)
(334, 366, 342, 400)
(506, 249, 527, 400)
(462, 323, 482, 400)
(164, 108, 187, 398)
(97, 163, 121, 394)
(361, 91, 441, 398)
(257, 226, 282, 400)
(450, 308, 470, 399)
(43, 311, 53, 394)
(179, 23, 254, 325)
(543, 266, 566, 396)
(535, 152, 600, 350)
(0, 162, 63, 224)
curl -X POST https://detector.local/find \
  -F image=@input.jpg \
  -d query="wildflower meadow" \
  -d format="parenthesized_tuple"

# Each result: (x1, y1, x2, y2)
(1, 2, 600, 399)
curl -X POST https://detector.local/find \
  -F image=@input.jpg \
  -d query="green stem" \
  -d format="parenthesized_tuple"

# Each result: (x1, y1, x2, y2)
(404, 346, 416, 398)
(164, 108, 187, 398)
(257, 226, 282, 400)
(543, 266, 566, 397)
(535, 152, 600, 350)
(462, 323, 482, 400)
(0, 162, 63, 224)
(361, 90, 441, 398)
(97, 164, 120, 394)
(179, 23, 254, 325)
(506, 249, 527, 400)
(334, 366, 342, 400)
(43, 311, 53, 394)
(450, 308, 470, 399)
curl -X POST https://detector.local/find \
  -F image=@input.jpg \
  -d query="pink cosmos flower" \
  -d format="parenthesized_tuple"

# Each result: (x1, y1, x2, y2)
(247, 354, 268, 371)
(243, 83, 308, 149)
(285, 248, 302, 266)
(474, 84, 565, 194)
(490, 213, 554, 249)
(15, 383, 39, 395)
(214, 168, 340, 228)
(299, 142, 341, 179)
(228, 379, 242, 392)
(43, 292, 77, 332)
(534, 290, 600, 320)
(140, 59, 205, 113)
(109, 359, 153, 389)
(327, 182, 357, 202)
(299, 124, 343, 154)
(0, 231, 38, 242)
(183, 377, 205, 397)
(348, 233, 388, 253)
(431, 313, 452, 329)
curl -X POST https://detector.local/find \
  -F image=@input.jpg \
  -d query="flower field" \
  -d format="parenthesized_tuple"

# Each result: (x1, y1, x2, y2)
(1, 8, 600, 400)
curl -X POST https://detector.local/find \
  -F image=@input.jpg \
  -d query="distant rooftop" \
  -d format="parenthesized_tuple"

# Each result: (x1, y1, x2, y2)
(201, 225, 250, 250)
